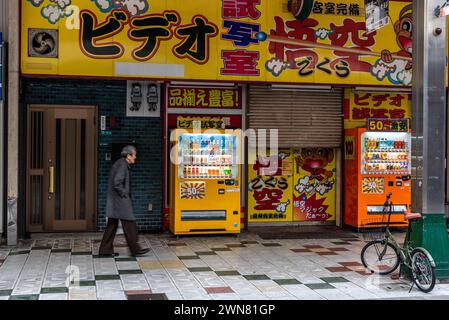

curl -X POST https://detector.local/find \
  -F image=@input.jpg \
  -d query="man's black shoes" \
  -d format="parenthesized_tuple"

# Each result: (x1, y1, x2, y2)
(98, 252, 119, 257)
(132, 248, 150, 257)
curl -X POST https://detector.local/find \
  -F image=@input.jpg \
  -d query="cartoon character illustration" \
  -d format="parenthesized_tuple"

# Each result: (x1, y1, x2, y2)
(91, 0, 149, 16)
(294, 148, 334, 181)
(275, 199, 290, 214)
(380, 4, 413, 70)
(114, 0, 149, 16)
(294, 175, 334, 196)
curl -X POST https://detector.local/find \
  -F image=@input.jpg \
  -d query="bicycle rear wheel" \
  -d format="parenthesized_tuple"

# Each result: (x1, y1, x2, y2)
(361, 240, 400, 275)
(411, 248, 436, 293)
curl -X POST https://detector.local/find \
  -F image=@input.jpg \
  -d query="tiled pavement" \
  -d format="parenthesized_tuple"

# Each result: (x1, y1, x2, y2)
(1, 231, 449, 300)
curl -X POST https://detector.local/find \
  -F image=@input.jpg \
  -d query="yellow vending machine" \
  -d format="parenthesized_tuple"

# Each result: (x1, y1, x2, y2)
(169, 129, 241, 235)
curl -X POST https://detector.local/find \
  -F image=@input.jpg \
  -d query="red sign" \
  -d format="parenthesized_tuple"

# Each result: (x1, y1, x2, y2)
(168, 87, 242, 109)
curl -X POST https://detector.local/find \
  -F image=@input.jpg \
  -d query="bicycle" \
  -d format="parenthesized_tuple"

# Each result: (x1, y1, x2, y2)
(360, 192, 437, 293)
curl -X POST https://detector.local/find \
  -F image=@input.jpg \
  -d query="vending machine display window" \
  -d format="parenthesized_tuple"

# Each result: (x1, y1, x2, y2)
(178, 134, 238, 179)
(361, 132, 411, 175)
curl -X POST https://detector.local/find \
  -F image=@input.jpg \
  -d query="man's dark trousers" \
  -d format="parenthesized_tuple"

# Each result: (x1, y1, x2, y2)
(99, 218, 142, 255)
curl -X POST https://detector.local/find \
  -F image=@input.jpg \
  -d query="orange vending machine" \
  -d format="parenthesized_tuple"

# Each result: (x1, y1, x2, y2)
(169, 129, 241, 235)
(344, 119, 411, 228)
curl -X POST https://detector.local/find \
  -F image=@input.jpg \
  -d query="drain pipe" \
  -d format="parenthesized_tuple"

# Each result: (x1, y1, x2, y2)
(7, 0, 19, 246)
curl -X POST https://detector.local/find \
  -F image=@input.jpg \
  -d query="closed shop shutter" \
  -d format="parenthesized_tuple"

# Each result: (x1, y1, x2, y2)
(248, 86, 343, 148)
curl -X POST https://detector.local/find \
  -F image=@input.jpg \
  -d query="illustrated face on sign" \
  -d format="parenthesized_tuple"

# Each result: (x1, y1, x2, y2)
(394, 11, 412, 55)
(295, 148, 334, 180)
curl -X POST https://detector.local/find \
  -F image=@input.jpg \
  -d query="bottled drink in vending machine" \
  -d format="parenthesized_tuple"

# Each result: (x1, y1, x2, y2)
(221, 137, 226, 155)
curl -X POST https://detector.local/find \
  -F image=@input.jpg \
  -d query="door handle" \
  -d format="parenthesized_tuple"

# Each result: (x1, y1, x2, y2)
(49, 165, 55, 194)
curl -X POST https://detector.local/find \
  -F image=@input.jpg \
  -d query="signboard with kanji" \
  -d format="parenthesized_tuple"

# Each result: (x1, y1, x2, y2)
(21, 0, 422, 86)
(248, 149, 294, 222)
(367, 118, 410, 132)
(344, 89, 412, 129)
(168, 87, 242, 109)
(176, 117, 227, 129)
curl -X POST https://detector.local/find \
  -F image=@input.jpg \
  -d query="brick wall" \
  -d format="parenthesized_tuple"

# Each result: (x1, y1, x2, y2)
(21, 78, 163, 231)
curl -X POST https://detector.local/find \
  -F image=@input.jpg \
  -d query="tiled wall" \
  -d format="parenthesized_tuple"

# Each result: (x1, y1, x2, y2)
(21, 78, 163, 231)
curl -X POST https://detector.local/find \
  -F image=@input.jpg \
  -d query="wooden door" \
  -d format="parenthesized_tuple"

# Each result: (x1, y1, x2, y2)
(26, 105, 97, 232)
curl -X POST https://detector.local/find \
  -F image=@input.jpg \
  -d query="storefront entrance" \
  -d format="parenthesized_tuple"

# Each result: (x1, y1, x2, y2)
(246, 86, 344, 226)
(26, 105, 98, 232)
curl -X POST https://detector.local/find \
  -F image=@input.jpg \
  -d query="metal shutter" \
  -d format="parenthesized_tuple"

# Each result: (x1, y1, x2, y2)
(248, 86, 343, 148)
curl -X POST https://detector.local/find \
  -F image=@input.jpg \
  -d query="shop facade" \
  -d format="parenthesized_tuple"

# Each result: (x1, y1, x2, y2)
(16, 0, 416, 236)
(246, 86, 343, 226)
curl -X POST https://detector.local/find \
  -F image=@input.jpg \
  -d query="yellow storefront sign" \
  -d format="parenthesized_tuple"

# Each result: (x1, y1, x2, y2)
(344, 89, 412, 129)
(22, 0, 417, 86)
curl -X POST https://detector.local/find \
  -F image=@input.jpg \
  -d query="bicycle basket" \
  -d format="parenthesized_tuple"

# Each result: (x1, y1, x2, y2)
(360, 218, 388, 241)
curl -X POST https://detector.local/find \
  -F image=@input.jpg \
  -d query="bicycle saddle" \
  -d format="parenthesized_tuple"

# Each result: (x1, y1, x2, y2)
(404, 212, 422, 220)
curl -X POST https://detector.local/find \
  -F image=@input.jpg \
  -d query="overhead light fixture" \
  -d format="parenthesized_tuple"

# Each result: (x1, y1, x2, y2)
(353, 86, 412, 93)
(169, 81, 237, 88)
(269, 84, 333, 92)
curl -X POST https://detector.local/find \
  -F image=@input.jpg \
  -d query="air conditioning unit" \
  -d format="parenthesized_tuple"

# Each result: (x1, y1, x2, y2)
(28, 29, 58, 58)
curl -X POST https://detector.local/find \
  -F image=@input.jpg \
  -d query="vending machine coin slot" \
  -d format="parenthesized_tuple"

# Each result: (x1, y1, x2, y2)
(217, 181, 225, 185)
(233, 211, 239, 215)
(388, 181, 394, 187)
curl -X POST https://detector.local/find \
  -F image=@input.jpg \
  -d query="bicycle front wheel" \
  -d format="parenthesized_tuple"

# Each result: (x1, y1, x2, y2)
(361, 240, 400, 275)
(411, 248, 436, 293)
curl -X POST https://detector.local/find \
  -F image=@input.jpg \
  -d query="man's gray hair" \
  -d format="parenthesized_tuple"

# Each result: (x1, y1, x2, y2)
(121, 145, 137, 158)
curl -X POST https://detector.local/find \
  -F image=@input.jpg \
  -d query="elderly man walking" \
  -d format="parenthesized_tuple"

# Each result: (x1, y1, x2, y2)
(99, 145, 150, 257)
